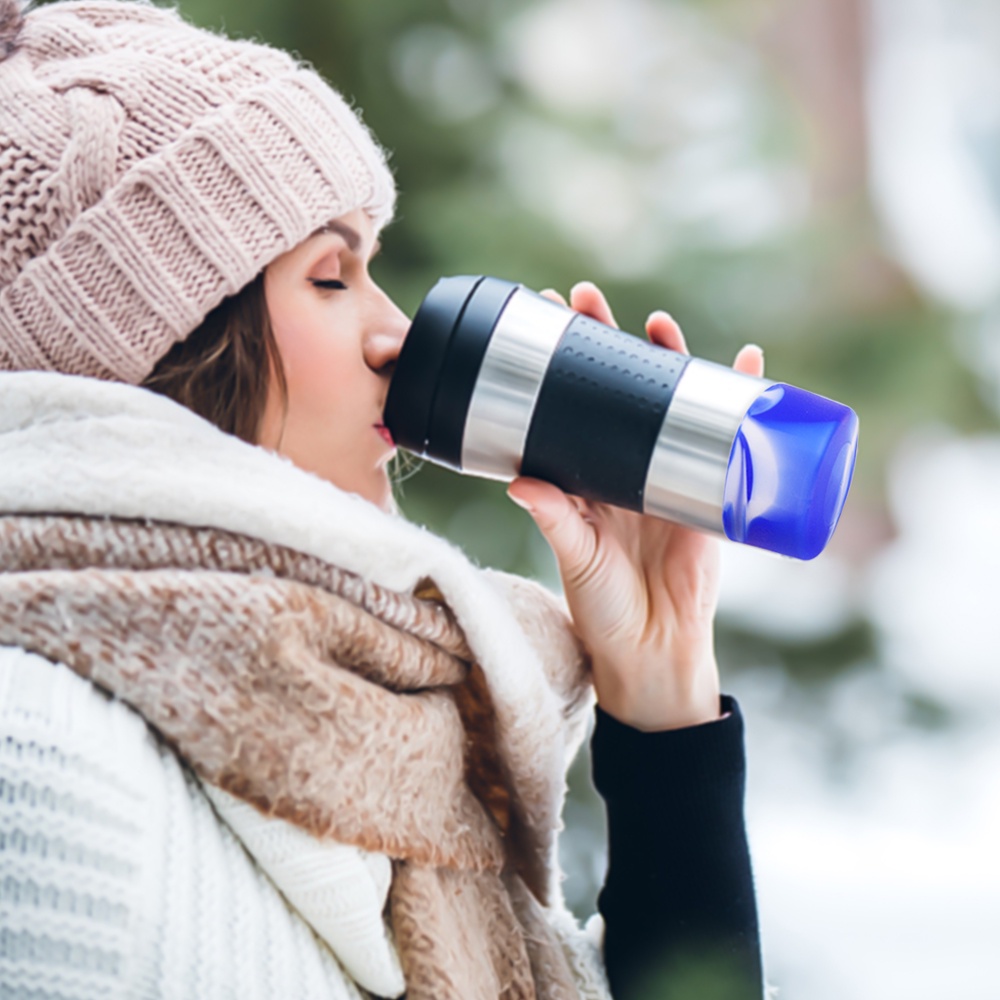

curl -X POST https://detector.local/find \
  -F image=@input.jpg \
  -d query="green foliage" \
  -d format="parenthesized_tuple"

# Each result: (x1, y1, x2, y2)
(717, 616, 878, 686)
(626, 947, 763, 1000)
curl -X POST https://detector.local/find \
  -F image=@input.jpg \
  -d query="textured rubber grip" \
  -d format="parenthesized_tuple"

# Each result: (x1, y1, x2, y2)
(520, 314, 690, 510)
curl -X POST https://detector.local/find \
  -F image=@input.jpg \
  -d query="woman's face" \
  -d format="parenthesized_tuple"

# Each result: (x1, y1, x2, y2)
(259, 208, 409, 510)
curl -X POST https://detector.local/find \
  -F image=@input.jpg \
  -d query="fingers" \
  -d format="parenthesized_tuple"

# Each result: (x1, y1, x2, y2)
(542, 282, 616, 328)
(568, 281, 618, 328)
(507, 477, 597, 584)
(733, 343, 765, 378)
(645, 310, 688, 355)
(543, 280, 765, 380)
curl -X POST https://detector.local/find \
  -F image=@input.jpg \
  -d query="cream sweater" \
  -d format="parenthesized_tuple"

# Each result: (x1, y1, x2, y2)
(0, 646, 381, 999)
(0, 371, 608, 1000)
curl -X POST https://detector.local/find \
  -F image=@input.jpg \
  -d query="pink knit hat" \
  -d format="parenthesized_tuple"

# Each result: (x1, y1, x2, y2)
(0, 0, 395, 383)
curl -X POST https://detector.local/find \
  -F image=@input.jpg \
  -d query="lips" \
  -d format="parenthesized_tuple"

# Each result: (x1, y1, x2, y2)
(375, 424, 395, 448)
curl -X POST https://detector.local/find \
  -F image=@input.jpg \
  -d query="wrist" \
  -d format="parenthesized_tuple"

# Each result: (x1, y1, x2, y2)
(593, 655, 721, 732)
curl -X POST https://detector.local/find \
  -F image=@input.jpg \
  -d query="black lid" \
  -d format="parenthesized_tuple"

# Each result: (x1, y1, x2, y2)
(383, 275, 484, 454)
(426, 276, 519, 467)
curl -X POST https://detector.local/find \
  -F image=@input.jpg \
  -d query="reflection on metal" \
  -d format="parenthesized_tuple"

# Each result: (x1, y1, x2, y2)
(643, 359, 768, 533)
(461, 290, 571, 480)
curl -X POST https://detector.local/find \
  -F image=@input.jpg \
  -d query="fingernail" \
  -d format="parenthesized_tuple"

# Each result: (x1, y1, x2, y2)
(646, 309, 674, 324)
(507, 489, 535, 514)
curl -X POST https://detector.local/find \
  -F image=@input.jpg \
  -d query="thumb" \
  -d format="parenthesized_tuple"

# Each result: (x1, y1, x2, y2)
(507, 477, 596, 582)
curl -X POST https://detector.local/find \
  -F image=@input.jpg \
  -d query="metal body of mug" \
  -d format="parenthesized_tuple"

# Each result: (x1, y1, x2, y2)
(383, 276, 859, 560)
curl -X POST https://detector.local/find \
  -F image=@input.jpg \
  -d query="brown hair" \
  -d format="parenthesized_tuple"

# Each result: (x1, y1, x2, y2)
(141, 273, 287, 444)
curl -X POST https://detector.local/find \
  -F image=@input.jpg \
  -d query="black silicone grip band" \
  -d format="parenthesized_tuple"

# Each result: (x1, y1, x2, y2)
(520, 314, 690, 510)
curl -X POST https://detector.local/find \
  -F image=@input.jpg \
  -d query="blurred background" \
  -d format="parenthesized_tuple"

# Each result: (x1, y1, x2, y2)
(175, 0, 1000, 994)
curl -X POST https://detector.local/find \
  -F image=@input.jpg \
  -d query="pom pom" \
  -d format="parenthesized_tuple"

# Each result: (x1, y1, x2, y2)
(0, 0, 24, 61)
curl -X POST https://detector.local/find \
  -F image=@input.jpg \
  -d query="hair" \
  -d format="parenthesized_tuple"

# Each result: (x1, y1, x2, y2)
(141, 273, 288, 444)
(0, 0, 23, 62)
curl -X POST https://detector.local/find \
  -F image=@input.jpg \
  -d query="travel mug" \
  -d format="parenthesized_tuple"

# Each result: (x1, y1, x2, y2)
(384, 275, 859, 560)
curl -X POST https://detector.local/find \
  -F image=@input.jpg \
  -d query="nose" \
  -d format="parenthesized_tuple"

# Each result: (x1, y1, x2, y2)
(365, 287, 410, 376)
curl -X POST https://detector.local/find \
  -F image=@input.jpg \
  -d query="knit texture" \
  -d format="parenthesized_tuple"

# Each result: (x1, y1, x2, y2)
(0, 512, 591, 998)
(0, 645, 370, 1000)
(0, 370, 611, 1000)
(0, 0, 395, 382)
(203, 785, 406, 997)
(0, 370, 595, 865)
(0, 517, 506, 872)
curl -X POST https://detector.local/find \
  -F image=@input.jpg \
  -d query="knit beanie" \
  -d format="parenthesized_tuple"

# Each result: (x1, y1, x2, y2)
(0, 0, 395, 383)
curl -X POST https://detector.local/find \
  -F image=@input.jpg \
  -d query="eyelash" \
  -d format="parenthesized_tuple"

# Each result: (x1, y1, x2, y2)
(310, 279, 347, 291)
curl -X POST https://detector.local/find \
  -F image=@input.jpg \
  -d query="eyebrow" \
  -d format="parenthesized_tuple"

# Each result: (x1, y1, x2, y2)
(311, 219, 362, 252)
(310, 219, 382, 261)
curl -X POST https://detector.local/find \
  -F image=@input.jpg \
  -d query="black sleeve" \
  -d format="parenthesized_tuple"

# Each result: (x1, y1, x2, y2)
(591, 695, 763, 999)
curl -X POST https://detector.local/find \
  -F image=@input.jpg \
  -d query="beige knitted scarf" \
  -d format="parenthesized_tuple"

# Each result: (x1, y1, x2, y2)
(0, 512, 595, 1000)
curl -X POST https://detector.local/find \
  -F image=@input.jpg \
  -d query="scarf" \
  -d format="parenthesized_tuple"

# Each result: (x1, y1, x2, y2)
(0, 371, 608, 1000)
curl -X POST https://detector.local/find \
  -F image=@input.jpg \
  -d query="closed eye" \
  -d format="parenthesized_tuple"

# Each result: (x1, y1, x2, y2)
(310, 279, 347, 290)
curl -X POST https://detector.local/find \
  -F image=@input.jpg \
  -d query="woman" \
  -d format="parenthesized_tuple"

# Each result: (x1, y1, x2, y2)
(0, 1, 763, 997)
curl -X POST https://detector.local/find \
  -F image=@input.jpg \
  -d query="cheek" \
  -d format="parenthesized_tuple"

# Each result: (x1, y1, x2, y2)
(270, 302, 354, 408)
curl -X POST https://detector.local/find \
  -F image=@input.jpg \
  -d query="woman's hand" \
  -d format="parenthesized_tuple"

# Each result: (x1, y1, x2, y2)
(507, 282, 764, 732)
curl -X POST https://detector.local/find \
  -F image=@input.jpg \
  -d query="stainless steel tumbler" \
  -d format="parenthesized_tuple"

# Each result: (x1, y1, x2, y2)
(384, 275, 859, 560)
